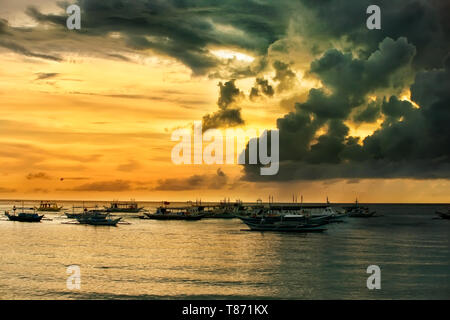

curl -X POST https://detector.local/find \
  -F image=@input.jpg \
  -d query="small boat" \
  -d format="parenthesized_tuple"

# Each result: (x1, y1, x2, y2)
(104, 200, 143, 213)
(144, 205, 204, 220)
(348, 209, 376, 218)
(5, 206, 44, 222)
(75, 211, 121, 226)
(65, 208, 108, 219)
(346, 199, 375, 217)
(436, 208, 450, 220)
(200, 205, 236, 219)
(237, 204, 341, 224)
(35, 201, 63, 212)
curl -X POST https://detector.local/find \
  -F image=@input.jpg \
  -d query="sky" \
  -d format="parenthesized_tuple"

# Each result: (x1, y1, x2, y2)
(0, 0, 449, 203)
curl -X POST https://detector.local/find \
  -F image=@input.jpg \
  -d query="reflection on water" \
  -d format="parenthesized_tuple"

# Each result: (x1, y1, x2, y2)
(0, 202, 449, 299)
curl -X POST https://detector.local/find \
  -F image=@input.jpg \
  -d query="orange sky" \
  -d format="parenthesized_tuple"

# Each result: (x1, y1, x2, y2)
(0, 1, 448, 203)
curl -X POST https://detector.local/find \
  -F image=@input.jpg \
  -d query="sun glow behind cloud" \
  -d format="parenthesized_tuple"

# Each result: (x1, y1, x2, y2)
(210, 49, 255, 63)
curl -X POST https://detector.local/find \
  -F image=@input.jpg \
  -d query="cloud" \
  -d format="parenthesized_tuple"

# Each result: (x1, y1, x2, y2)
(242, 40, 450, 181)
(0, 19, 9, 35)
(64, 179, 132, 191)
(35, 72, 59, 80)
(19, 0, 294, 75)
(0, 39, 62, 61)
(116, 160, 141, 172)
(353, 100, 380, 123)
(249, 77, 274, 100)
(273, 60, 297, 93)
(153, 168, 228, 191)
(0, 187, 16, 193)
(202, 80, 245, 131)
(59, 177, 90, 181)
(26, 172, 52, 180)
(293, 0, 450, 70)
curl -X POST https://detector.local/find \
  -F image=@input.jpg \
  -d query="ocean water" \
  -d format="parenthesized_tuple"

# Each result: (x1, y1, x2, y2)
(0, 201, 448, 299)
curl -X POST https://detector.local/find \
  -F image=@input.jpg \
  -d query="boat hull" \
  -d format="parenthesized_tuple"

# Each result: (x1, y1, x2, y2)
(348, 211, 376, 218)
(36, 207, 63, 212)
(76, 217, 122, 226)
(5, 213, 44, 222)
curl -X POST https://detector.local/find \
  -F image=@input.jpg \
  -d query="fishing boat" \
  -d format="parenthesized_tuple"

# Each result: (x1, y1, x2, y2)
(345, 199, 376, 217)
(237, 202, 343, 224)
(65, 206, 108, 219)
(35, 201, 63, 212)
(144, 205, 204, 220)
(104, 200, 143, 213)
(348, 208, 376, 217)
(75, 211, 121, 226)
(5, 206, 44, 222)
(198, 200, 241, 219)
(436, 207, 450, 220)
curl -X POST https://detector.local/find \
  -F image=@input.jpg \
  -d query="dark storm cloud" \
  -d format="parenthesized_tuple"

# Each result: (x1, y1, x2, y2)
(2, 0, 448, 76)
(153, 168, 228, 191)
(202, 80, 244, 131)
(22, 0, 292, 75)
(249, 77, 274, 100)
(273, 61, 297, 93)
(242, 42, 450, 181)
(285, 37, 415, 124)
(353, 100, 380, 123)
(307, 37, 415, 116)
(295, 0, 450, 70)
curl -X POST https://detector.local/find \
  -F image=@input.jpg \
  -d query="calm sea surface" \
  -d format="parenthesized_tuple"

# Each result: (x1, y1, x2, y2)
(0, 201, 449, 299)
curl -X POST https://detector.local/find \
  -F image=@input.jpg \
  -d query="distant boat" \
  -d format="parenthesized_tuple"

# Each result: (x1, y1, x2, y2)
(76, 211, 121, 226)
(193, 200, 239, 219)
(237, 203, 344, 224)
(345, 199, 376, 217)
(144, 206, 204, 220)
(5, 206, 44, 222)
(36, 201, 63, 212)
(65, 207, 108, 219)
(104, 200, 143, 213)
(436, 208, 450, 220)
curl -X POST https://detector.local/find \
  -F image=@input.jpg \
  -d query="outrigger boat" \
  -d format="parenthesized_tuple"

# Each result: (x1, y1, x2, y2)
(436, 207, 450, 220)
(76, 211, 122, 226)
(345, 199, 376, 217)
(144, 204, 204, 220)
(35, 201, 63, 212)
(190, 199, 241, 219)
(65, 206, 108, 219)
(104, 200, 143, 213)
(5, 205, 44, 222)
(237, 199, 346, 224)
